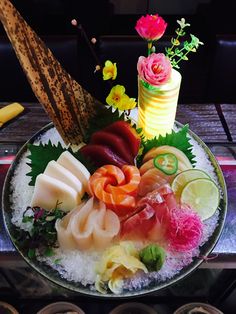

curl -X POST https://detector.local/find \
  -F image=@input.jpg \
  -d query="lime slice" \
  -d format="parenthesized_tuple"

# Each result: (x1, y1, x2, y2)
(180, 178, 220, 220)
(171, 169, 210, 199)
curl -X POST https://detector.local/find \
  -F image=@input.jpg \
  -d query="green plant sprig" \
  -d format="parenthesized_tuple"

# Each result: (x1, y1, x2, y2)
(166, 18, 203, 69)
(15, 205, 66, 259)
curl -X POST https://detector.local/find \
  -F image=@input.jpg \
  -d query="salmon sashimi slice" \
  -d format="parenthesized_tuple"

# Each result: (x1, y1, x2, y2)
(89, 165, 141, 217)
(106, 165, 140, 196)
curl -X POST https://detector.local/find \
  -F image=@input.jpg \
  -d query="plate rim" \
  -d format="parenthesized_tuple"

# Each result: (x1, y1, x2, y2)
(1, 121, 228, 298)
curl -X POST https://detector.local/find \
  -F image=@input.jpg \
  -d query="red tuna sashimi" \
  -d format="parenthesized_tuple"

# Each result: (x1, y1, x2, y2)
(104, 121, 141, 157)
(121, 203, 156, 238)
(90, 130, 134, 164)
(139, 184, 177, 212)
(121, 184, 178, 240)
(80, 144, 127, 168)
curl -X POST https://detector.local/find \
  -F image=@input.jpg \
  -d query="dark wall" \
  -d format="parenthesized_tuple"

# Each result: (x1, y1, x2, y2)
(0, 0, 235, 103)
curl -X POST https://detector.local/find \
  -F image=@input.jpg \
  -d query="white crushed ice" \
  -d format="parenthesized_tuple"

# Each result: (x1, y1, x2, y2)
(10, 152, 34, 231)
(9, 127, 221, 291)
(38, 248, 101, 286)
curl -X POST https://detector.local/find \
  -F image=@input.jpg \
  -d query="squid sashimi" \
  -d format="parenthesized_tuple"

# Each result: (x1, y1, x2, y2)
(56, 197, 120, 251)
(89, 165, 141, 217)
(138, 168, 171, 197)
(44, 160, 84, 197)
(92, 207, 120, 249)
(70, 197, 95, 250)
(55, 202, 84, 250)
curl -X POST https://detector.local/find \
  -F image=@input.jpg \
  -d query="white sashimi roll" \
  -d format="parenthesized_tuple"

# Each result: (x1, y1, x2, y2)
(70, 197, 94, 250)
(31, 174, 79, 212)
(55, 207, 79, 250)
(56, 197, 120, 251)
(93, 206, 120, 250)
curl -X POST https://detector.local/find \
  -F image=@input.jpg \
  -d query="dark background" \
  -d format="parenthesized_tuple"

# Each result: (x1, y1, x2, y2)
(0, 0, 236, 104)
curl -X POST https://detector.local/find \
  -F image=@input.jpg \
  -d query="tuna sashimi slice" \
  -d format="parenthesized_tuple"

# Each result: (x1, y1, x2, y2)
(91, 130, 134, 164)
(104, 121, 141, 157)
(80, 144, 127, 168)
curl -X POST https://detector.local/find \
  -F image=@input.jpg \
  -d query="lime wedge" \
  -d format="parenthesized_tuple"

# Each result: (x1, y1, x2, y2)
(180, 178, 220, 220)
(171, 169, 210, 199)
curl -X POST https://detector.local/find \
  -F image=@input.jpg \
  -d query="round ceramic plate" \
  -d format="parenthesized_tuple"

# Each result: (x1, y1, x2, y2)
(2, 122, 227, 298)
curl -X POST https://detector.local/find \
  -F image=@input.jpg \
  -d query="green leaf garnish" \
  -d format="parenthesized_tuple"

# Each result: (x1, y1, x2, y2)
(26, 140, 65, 186)
(26, 141, 96, 186)
(15, 206, 66, 260)
(139, 125, 196, 166)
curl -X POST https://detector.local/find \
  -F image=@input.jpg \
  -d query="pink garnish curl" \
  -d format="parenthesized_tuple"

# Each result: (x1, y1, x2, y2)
(166, 205, 203, 252)
(135, 14, 167, 41)
(137, 53, 172, 86)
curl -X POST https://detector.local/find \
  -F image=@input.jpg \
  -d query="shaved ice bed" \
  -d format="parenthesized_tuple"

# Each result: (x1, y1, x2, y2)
(9, 127, 221, 292)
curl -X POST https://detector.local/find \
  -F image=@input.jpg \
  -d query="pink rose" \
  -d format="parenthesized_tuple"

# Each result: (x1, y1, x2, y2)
(135, 14, 167, 41)
(137, 53, 172, 86)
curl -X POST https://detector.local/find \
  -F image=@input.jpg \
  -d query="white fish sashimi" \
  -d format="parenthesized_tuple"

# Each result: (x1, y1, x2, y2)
(143, 146, 192, 169)
(57, 151, 90, 191)
(31, 173, 79, 212)
(44, 160, 84, 197)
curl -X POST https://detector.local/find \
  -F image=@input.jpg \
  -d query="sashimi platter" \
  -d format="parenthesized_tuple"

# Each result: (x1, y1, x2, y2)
(1, 0, 227, 297)
(3, 116, 227, 297)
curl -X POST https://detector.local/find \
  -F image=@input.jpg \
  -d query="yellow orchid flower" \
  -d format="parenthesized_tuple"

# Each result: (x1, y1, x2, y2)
(106, 85, 137, 111)
(119, 95, 137, 110)
(103, 60, 117, 80)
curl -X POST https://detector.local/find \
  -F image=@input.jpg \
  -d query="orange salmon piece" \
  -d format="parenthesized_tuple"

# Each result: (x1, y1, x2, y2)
(106, 165, 140, 195)
(89, 165, 140, 217)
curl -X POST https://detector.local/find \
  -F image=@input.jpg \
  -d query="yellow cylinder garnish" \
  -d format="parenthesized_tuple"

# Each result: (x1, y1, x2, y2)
(138, 69, 181, 139)
(0, 102, 24, 127)
(95, 241, 148, 294)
